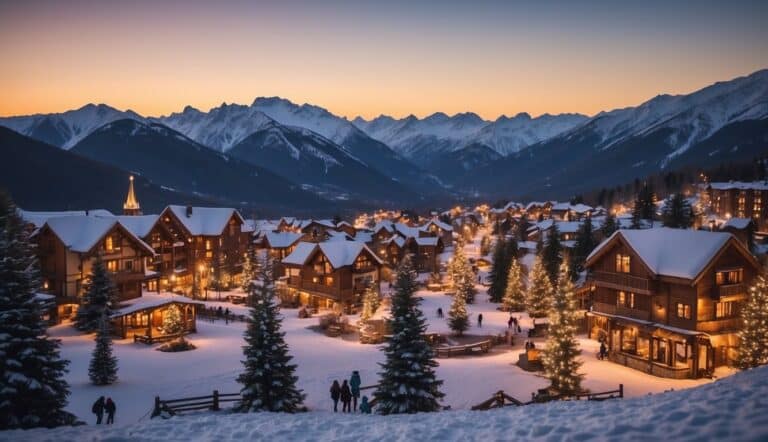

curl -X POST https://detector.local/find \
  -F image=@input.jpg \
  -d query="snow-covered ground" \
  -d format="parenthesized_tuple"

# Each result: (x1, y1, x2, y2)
(6, 364, 767, 441)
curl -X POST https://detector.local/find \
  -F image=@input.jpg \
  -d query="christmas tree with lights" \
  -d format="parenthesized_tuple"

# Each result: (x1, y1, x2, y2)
(736, 269, 768, 369)
(526, 255, 553, 318)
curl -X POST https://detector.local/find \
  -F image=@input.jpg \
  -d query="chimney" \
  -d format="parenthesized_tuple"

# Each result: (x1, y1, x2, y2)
(186, 205, 193, 218)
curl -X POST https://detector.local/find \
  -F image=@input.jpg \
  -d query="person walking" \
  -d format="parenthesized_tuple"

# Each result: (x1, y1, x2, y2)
(340, 380, 352, 413)
(437, 307, 444, 318)
(224, 307, 230, 325)
(349, 370, 362, 411)
(359, 395, 371, 414)
(105, 397, 116, 424)
(92, 396, 105, 424)
(599, 341, 608, 360)
(477, 313, 483, 328)
(330, 380, 341, 412)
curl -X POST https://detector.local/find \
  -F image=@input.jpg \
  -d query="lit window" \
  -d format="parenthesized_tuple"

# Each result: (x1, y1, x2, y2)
(715, 301, 735, 318)
(676, 303, 691, 320)
(716, 269, 743, 285)
(105, 236, 114, 252)
(615, 254, 630, 273)
(617, 291, 635, 308)
(106, 260, 118, 272)
(205, 239, 212, 250)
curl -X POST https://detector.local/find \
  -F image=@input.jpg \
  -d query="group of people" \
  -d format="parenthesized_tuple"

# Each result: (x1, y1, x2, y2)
(330, 370, 370, 414)
(92, 396, 116, 425)
(203, 306, 235, 324)
(507, 315, 522, 334)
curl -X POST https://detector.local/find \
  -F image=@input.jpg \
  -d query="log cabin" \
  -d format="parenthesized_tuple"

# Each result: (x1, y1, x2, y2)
(584, 228, 760, 378)
(35, 216, 155, 323)
(255, 231, 303, 277)
(282, 241, 383, 312)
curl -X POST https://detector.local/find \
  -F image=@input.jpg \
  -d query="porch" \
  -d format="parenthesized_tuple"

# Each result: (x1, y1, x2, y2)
(111, 293, 203, 344)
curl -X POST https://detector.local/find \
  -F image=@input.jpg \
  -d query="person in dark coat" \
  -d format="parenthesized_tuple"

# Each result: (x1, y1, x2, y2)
(349, 371, 362, 412)
(477, 313, 483, 328)
(437, 307, 443, 318)
(92, 396, 105, 424)
(599, 341, 608, 360)
(340, 380, 352, 412)
(508, 316, 514, 329)
(330, 380, 341, 412)
(359, 395, 371, 414)
(105, 397, 116, 424)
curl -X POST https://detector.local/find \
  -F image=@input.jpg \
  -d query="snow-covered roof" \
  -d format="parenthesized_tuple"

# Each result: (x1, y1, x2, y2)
(283, 241, 382, 269)
(263, 231, 302, 248)
(44, 216, 154, 254)
(709, 181, 768, 191)
(300, 219, 335, 230)
(587, 228, 738, 280)
(415, 237, 440, 247)
(112, 293, 203, 318)
(103, 215, 159, 238)
(420, 219, 453, 232)
(166, 205, 243, 236)
(556, 221, 582, 234)
(382, 236, 406, 248)
(20, 209, 114, 228)
(722, 217, 753, 230)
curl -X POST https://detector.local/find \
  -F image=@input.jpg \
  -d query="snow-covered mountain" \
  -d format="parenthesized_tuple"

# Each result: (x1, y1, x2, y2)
(352, 111, 589, 161)
(0, 104, 143, 149)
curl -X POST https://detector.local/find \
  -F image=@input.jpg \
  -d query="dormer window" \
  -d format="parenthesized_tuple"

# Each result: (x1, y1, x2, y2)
(105, 236, 114, 252)
(615, 254, 630, 273)
(716, 269, 742, 285)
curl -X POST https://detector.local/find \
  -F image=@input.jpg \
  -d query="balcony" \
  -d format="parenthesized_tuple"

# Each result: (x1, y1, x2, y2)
(716, 283, 746, 299)
(287, 277, 353, 301)
(590, 271, 651, 295)
(592, 302, 651, 321)
(110, 271, 147, 284)
(697, 317, 741, 333)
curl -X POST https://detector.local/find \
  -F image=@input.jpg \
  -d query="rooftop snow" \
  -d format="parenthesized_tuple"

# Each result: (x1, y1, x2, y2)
(264, 231, 302, 248)
(112, 293, 203, 318)
(722, 218, 753, 230)
(166, 205, 243, 236)
(283, 241, 382, 268)
(45, 216, 120, 253)
(20, 209, 114, 228)
(101, 214, 159, 238)
(709, 181, 768, 191)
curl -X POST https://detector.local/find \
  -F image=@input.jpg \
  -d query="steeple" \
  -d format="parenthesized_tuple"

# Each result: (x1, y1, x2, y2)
(123, 175, 142, 215)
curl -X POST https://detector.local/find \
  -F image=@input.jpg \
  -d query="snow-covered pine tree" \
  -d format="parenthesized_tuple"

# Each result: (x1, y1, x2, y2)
(0, 191, 78, 429)
(88, 313, 118, 385)
(359, 285, 380, 323)
(237, 255, 305, 412)
(541, 261, 583, 395)
(662, 193, 694, 229)
(569, 218, 596, 281)
(502, 256, 526, 312)
(448, 280, 470, 336)
(450, 239, 476, 303)
(375, 255, 444, 414)
(487, 236, 509, 303)
(542, 225, 563, 285)
(736, 269, 768, 369)
(601, 212, 618, 238)
(74, 255, 119, 332)
(162, 304, 184, 336)
(526, 255, 553, 318)
(447, 238, 465, 285)
(240, 249, 254, 292)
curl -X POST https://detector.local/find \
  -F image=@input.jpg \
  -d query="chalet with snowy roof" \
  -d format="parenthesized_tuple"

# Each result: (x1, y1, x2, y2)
(720, 217, 755, 248)
(335, 221, 357, 238)
(149, 205, 248, 295)
(584, 228, 760, 378)
(282, 241, 383, 311)
(524, 201, 552, 220)
(550, 203, 593, 221)
(419, 219, 453, 247)
(20, 208, 115, 231)
(368, 221, 445, 273)
(35, 216, 155, 322)
(706, 181, 768, 233)
(111, 293, 203, 343)
(299, 219, 337, 242)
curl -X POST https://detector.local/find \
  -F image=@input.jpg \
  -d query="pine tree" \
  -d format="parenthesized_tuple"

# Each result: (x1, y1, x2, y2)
(488, 236, 509, 303)
(237, 255, 305, 412)
(662, 193, 693, 229)
(74, 255, 119, 332)
(542, 261, 583, 395)
(88, 313, 118, 385)
(0, 191, 78, 429)
(631, 183, 656, 228)
(450, 240, 476, 304)
(542, 225, 563, 285)
(569, 218, 596, 281)
(375, 255, 444, 414)
(736, 270, 768, 369)
(241, 250, 254, 292)
(448, 283, 470, 336)
(162, 304, 184, 336)
(502, 256, 526, 312)
(359, 286, 380, 323)
(526, 255, 553, 318)
(601, 212, 618, 238)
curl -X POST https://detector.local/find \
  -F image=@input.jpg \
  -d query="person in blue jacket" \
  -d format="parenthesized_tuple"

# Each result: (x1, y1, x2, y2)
(350, 370, 362, 412)
(359, 395, 371, 414)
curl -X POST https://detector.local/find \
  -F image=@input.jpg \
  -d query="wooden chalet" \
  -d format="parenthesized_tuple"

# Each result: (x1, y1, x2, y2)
(256, 231, 303, 276)
(282, 241, 383, 311)
(111, 293, 203, 343)
(706, 181, 768, 233)
(584, 228, 760, 378)
(36, 216, 155, 322)
(299, 219, 337, 242)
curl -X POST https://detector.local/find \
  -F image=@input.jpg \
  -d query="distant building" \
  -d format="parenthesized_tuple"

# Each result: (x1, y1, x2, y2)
(706, 181, 768, 233)
(123, 175, 142, 216)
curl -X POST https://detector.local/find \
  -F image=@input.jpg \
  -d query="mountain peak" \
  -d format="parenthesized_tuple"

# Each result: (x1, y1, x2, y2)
(252, 96, 295, 108)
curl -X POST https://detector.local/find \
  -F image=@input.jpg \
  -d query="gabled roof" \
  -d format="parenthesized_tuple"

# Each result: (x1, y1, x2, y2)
(165, 205, 244, 236)
(420, 219, 453, 232)
(283, 241, 382, 269)
(709, 181, 768, 191)
(586, 228, 756, 281)
(722, 217, 753, 230)
(102, 215, 159, 239)
(415, 236, 441, 247)
(20, 209, 114, 228)
(263, 231, 302, 248)
(44, 216, 154, 255)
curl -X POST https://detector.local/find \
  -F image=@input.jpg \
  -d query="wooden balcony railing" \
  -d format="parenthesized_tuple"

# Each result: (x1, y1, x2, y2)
(717, 283, 746, 299)
(697, 317, 742, 333)
(592, 302, 651, 321)
(590, 271, 651, 294)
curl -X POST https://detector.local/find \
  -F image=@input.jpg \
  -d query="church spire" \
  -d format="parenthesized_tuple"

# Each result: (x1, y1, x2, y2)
(123, 175, 141, 215)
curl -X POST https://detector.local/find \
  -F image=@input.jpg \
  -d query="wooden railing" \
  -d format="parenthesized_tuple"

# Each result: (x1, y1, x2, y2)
(592, 302, 651, 321)
(591, 271, 651, 294)
(718, 283, 746, 298)
(151, 390, 241, 418)
(472, 385, 623, 410)
(697, 317, 742, 333)
(435, 340, 492, 358)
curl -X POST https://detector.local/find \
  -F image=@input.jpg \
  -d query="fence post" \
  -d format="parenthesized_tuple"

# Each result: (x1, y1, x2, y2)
(212, 390, 220, 411)
(619, 384, 624, 398)
(151, 396, 161, 418)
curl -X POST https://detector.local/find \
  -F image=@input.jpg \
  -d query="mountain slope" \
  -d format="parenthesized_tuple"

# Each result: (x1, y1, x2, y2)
(70, 119, 328, 211)
(160, 98, 448, 197)
(0, 103, 143, 149)
(0, 126, 217, 213)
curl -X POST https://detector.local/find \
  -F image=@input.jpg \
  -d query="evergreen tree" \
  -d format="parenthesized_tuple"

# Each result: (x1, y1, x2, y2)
(661, 193, 693, 229)
(237, 256, 305, 412)
(448, 283, 470, 336)
(359, 286, 380, 323)
(241, 250, 254, 292)
(630, 183, 656, 228)
(162, 304, 184, 336)
(526, 255, 553, 318)
(569, 218, 596, 280)
(542, 261, 583, 395)
(487, 236, 509, 303)
(88, 313, 118, 385)
(502, 256, 526, 312)
(736, 270, 768, 369)
(542, 225, 563, 285)
(601, 212, 618, 238)
(74, 255, 119, 332)
(449, 241, 476, 303)
(375, 255, 444, 414)
(0, 191, 78, 429)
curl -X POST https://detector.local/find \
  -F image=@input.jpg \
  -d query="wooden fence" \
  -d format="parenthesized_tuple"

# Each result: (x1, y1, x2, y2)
(435, 340, 492, 357)
(472, 384, 624, 410)
(151, 390, 241, 418)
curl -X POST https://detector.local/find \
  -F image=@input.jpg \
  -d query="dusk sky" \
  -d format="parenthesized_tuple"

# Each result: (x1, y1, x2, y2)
(1, 0, 767, 119)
